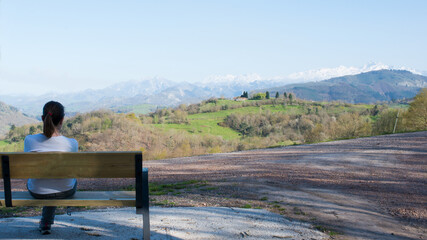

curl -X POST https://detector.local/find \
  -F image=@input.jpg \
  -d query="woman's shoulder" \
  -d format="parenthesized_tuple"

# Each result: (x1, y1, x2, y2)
(59, 136, 77, 143)
(25, 133, 46, 141)
(60, 136, 78, 151)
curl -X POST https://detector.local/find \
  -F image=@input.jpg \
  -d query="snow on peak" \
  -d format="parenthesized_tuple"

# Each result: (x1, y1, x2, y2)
(287, 62, 421, 82)
(203, 73, 262, 84)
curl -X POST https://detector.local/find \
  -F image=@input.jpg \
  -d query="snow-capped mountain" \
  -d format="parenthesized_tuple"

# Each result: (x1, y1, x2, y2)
(259, 69, 427, 104)
(1, 63, 425, 115)
(286, 62, 421, 82)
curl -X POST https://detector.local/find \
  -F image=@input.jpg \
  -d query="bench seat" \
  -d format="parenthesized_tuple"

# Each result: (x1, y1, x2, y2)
(0, 191, 137, 207)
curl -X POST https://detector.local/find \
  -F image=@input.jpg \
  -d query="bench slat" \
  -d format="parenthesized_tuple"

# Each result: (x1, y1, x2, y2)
(0, 152, 141, 178)
(0, 191, 136, 207)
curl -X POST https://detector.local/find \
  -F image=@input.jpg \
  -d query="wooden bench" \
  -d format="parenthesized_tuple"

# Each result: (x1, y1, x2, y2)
(0, 151, 150, 240)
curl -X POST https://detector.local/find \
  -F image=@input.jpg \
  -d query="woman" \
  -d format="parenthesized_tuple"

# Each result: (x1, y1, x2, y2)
(24, 101, 78, 235)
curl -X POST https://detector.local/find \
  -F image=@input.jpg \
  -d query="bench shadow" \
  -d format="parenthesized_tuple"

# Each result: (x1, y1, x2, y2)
(0, 212, 182, 240)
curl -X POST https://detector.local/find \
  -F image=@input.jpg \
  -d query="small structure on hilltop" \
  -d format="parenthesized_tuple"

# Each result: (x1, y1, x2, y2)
(233, 96, 248, 101)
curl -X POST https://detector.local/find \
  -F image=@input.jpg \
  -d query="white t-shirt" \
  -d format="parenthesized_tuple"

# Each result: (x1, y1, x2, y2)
(24, 133, 78, 194)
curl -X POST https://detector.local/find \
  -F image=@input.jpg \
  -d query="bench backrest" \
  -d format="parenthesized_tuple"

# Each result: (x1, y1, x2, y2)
(0, 151, 143, 178)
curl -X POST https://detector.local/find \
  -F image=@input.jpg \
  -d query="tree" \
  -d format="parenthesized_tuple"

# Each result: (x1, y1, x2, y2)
(29, 126, 37, 135)
(405, 88, 427, 130)
(373, 109, 398, 134)
(289, 93, 293, 105)
(266, 91, 270, 99)
(275, 92, 279, 99)
(370, 105, 380, 116)
(284, 92, 287, 99)
(251, 93, 266, 100)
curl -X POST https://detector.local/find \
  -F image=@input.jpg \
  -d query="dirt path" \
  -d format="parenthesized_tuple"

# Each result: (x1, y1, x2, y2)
(4, 131, 427, 239)
(142, 131, 427, 239)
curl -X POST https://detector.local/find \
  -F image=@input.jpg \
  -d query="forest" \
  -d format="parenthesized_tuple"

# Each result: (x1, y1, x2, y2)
(1, 88, 426, 160)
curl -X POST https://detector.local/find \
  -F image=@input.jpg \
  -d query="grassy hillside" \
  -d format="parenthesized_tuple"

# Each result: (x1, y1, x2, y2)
(152, 100, 391, 141)
(0, 140, 8, 147)
(0, 101, 38, 137)
(154, 104, 306, 140)
(113, 104, 157, 114)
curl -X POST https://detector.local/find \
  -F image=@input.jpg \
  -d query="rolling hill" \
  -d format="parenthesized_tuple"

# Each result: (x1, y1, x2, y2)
(259, 70, 427, 103)
(0, 79, 282, 116)
(0, 101, 38, 137)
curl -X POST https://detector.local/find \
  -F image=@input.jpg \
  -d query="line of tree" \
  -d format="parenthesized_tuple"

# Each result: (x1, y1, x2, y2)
(240, 91, 249, 98)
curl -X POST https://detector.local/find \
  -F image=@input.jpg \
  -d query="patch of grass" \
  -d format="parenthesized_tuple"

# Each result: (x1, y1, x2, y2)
(121, 180, 209, 196)
(241, 204, 252, 208)
(113, 104, 157, 114)
(293, 207, 305, 215)
(201, 187, 218, 191)
(260, 197, 268, 201)
(121, 185, 135, 191)
(155, 200, 176, 206)
(0, 141, 23, 152)
(314, 225, 340, 236)
(0, 140, 9, 147)
(0, 206, 28, 215)
(0, 206, 43, 217)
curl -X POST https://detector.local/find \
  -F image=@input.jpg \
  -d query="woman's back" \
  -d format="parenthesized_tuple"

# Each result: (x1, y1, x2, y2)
(24, 133, 78, 152)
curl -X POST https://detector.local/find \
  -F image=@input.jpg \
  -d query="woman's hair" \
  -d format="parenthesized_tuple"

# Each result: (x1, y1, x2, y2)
(42, 101, 65, 138)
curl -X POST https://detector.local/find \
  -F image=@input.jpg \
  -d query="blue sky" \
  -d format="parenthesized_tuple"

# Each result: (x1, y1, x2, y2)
(1, 0, 427, 95)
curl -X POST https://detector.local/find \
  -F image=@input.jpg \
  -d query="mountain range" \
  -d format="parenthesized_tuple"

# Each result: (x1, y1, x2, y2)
(0, 78, 283, 116)
(259, 70, 427, 103)
(0, 69, 426, 118)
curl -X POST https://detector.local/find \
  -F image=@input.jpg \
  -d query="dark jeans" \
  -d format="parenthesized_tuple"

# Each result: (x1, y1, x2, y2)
(28, 182, 77, 225)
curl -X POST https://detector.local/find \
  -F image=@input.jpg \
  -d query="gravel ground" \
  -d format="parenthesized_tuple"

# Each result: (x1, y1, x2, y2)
(2, 131, 427, 239)
(0, 207, 327, 240)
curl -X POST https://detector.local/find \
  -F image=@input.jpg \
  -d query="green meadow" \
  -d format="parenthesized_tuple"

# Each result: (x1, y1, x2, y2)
(0, 140, 8, 147)
(114, 104, 157, 115)
(152, 99, 376, 141)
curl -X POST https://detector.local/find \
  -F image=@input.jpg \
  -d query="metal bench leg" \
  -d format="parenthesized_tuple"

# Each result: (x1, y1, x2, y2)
(143, 209, 150, 240)
(142, 168, 150, 240)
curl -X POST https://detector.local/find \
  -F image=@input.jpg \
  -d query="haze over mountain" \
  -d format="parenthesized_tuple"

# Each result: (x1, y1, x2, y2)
(204, 62, 421, 84)
(0, 78, 283, 116)
(259, 70, 427, 103)
(0, 63, 425, 116)
(0, 101, 38, 137)
(286, 62, 421, 83)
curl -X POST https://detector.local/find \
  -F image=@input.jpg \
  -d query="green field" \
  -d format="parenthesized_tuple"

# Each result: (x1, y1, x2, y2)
(154, 103, 309, 140)
(388, 103, 410, 109)
(0, 140, 23, 152)
(151, 99, 379, 141)
(114, 104, 158, 114)
(0, 140, 8, 147)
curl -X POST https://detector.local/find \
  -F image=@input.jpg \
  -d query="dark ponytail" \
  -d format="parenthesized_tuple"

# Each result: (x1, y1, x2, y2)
(42, 101, 65, 138)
